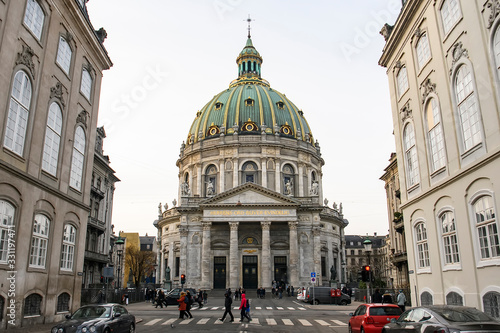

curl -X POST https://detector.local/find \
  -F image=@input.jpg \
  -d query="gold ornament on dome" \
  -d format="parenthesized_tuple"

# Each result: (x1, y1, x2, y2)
(241, 118, 258, 132)
(280, 122, 293, 136)
(207, 122, 220, 137)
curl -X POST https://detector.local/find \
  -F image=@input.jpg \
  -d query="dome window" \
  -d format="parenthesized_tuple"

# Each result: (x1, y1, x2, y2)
(280, 122, 293, 136)
(187, 133, 193, 144)
(242, 118, 258, 133)
(207, 122, 220, 137)
(276, 101, 285, 110)
(245, 97, 254, 107)
(214, 102, 223, 111)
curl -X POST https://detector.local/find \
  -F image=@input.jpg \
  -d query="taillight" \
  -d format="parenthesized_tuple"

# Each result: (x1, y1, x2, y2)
(366, 317, 375, 324)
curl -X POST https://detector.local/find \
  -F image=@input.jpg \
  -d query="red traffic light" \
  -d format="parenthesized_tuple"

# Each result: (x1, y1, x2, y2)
(365, 265, 370, 271)
(180, 274, 186, 284)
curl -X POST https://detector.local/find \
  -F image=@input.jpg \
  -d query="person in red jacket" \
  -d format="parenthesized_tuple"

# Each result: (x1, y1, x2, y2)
(177, 292, 187, 319)
(239, 292, 251, 322)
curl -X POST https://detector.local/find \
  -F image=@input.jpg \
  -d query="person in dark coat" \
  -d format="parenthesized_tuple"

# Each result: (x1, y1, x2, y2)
(197, 289, 203, 308)
(184, 291, 193, 318)
(218, 292, 234, 322)
(372, 289, 383, 303)
(155, 289, 164, 308)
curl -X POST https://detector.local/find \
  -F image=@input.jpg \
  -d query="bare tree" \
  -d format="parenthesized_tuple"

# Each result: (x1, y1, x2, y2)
(125, 245, 156, 288)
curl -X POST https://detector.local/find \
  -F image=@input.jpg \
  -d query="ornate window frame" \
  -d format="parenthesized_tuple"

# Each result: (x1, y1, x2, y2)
(413, 218, 431, 274)
(42, 102, 63, 177)
(402, 121, 420, 192)
(436, 206, 461, 271)
(69, 126, 86, 192)
(422, 93, 447, 178)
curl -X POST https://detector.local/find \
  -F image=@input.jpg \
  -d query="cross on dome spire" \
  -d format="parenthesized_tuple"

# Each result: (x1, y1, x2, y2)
(246, 14, 254, 38)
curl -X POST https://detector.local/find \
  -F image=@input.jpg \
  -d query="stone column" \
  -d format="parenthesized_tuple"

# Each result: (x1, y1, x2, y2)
(201, 221, 212, 289)
(219, 159, 225, 193)
(275, 160, 281, 193)
(179, 226, 188, 282)
(229, 222, 239, 288)
(288, 221, 299, 287)
(261, 221, 272, 288)
(327, 239, 334, 283)
(261, 159, 267, 187)
(196, 163, 202, 196)
(233, 159, 239, 187)
(312, 226, 321, 285)
(298, 163, 305, 197)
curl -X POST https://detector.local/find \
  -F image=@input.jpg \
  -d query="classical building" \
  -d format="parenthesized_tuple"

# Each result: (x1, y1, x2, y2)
(380, 153, 409, 289)
(83, 127, 119, 288)
(155, 31, 348, 291)
(0, 0, 111, 327)
(379, 0, 500, 316)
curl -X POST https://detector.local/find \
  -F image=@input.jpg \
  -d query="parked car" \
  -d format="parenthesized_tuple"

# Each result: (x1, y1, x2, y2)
(382, 305, 500, 332)
(349, 303, 402, 333)
(164, 287, 197, 305)
(303, 286, 351, 305)
(51, 304, 135, 333)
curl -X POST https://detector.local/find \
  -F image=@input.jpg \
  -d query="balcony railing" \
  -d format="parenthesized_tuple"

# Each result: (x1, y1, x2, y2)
(85, 250, 109, 263)
(88, 216, 106, 232)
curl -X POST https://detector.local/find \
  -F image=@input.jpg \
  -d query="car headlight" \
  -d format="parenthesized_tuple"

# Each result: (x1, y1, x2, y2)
(82, 328, 87, 333)
(58, 329, 64, 333)
(89, 326, 96, 333)
(51, 328, 59, 333)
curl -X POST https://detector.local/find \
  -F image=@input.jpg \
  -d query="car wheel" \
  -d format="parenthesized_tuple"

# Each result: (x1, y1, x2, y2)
(313, 299, 319, 305)
(340, 300, 348, 305)
(348, 324, 353, 333)
(360, 328, 365, 333)
(129, 323, 135, 333)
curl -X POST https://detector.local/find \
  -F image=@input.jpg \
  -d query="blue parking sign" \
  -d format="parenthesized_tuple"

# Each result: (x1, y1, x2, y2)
(311, 272, 316, 278)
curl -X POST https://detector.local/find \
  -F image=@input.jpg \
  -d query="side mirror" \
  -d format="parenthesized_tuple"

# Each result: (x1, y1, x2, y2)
(390, 318, 396, 323)
(65, 314, 71, 319)
(114, 313, 121, 318)
(349, 313, 354, 317)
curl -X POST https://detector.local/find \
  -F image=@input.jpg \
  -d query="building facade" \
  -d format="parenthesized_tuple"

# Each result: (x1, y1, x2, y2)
(379, 0, 500, 316)
(83, 127, 119, 288)
(380, 153, 410, 289)
(155, 33, 348, 291)
(345, 235, 388, 287)
(0, 0, 111, 327)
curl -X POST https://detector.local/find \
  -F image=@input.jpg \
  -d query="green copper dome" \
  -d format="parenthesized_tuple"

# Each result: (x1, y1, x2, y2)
(186, 37, 315, 145)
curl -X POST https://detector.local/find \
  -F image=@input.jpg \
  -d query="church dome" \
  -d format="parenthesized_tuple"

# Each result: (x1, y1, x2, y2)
(186, 36, 315, 146)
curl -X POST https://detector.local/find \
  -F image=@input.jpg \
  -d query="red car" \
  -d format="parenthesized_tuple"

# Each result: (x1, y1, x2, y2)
(349, 303, 403, 333)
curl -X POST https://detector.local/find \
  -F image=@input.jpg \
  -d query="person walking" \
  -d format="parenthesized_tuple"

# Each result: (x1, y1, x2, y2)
(185, 291, 194, 319)
(239, 292, 251, 322)
(219, 292, 234, 322)
(373, 288, 383, 303)
(155, 289, 164, 308)
(197, 289, 203, 308)
(177, 292, 187, 319)
(203, 290, 208, 304)
(397, 290, 406, 312)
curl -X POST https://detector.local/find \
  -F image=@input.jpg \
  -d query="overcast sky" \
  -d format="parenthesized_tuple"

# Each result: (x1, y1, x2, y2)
(86, 0, 400, 237)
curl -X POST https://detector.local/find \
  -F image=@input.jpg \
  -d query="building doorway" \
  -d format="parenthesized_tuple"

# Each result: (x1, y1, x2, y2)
(213, 256, 226, 289)
(243, 255, 258, 289)
(274, 256, 288, 283)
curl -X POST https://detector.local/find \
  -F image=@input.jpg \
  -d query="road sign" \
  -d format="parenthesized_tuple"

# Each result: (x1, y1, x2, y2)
(311, 277, 316, 283)
(311, 272, 316, 278)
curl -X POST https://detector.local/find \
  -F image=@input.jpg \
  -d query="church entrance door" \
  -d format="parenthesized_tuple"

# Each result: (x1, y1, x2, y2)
(213, 256, 226, 289)
(274, 256, 288, 283)
(242, 255, 258, 289)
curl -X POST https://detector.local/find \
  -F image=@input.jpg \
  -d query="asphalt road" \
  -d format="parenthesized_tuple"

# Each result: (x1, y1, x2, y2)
(134, 296, 357, 333)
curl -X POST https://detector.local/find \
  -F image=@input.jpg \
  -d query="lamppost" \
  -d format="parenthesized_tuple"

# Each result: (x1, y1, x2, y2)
(363, 238, 372, 303)
(115, 237, 125, 291)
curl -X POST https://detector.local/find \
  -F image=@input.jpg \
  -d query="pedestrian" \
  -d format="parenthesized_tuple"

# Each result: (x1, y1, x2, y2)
(234, 288, 238, 300)
(372, 289, 383, 303)
(291, 285, 294, 297)
(278, 286, 283, 299)
(227, 288, 232, 300)
(125, 293, 129, 306)
(197, 289, 203, 308)
(271, 287, 276, 298)
(177, 292, 187, 319)
(287, 285, 290, 297)
(397, 289, 406, 312)
(239, 292, 251, 322)
(185, 291, 194, 318)
(238, 287, 242, 300)
(203, 290, 208, 304)
(257, 288, 261, 299)
(218, 292, 234, 322)
(155, 289, 164, 308)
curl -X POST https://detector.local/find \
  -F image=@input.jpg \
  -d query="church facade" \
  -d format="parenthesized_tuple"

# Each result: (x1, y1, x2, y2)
(155, 32, 347, 290)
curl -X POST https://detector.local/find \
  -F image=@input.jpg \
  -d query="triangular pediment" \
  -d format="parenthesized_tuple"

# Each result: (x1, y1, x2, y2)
(200, 183, 299, 207)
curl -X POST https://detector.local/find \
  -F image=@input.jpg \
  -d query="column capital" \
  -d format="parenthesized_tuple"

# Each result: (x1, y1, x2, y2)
(288, 221, 298, 230)
(229, 221, 239, 231)
(261, 221, 271, 230)
(202, 221, 212, 230)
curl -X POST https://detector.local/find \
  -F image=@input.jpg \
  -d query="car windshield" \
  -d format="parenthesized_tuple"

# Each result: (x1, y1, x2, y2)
(71, 306, 111, 319)
(433, 308, 494, 322)
(370, 307, 402, 316)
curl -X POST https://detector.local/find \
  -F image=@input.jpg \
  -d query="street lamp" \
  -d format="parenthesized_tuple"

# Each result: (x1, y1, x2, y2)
(115, 237, 125, 290)
(363, 238, 373, 302)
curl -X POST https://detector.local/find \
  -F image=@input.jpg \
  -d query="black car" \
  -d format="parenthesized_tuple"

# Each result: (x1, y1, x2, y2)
(382, 305, 500, 332)
(164, 288, 198, 306)
(51, 304, 135, 333)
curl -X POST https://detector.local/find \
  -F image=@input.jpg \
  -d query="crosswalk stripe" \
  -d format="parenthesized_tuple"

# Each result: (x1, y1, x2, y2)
(144, 319, 161, 326)
(298, 319, 312, 326)
(266, 318, 277, 325)
(298, 307, 306, 310)
(283, 319, 293, 325)
(266, 306, 273, 309)
(255, 306, 262, 309)
(315, 319, 330, 326)
(276, 307, 284, 310)
(161, 318, 176, 325)
(214, 319, 223, 324)
(233, 306, 239, 310)
(197, 318, 209, 324)
(198, 307, 209, 310)
(331, 319, 347, 326)
(178, 318, 194, 325)
(287, 307, 295, 310)
(211, 307, 218, 310)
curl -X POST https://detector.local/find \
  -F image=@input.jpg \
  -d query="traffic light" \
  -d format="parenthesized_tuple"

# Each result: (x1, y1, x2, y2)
(180, 274, 186, 285)
(100, 276, 104, 283)
(361, 265, 371, 282)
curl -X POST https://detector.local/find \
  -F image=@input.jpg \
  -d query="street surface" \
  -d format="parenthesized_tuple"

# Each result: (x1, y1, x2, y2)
(131, 296, 357, 332)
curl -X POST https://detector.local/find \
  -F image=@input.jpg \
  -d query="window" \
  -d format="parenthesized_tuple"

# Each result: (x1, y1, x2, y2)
(4, 71, 32, 156)
(441, 0, 461, 34)
(440, 211, 460, 264)
(425, 99, 446, 172)
(30, 214, 50, 268)
(23, 0, 44, 40)
(350, 250, 354, 255)
(455, 65, 481, 151)
(57, 293, 70, 313)
(56, 36, 72, 74)
(474, 196, 499, 259)
(403, 123, 420, 188)
(421, 291, 433, 306)
(70, 126, 86, 191)
(446, 291, 463, 305)
(483, 291, 500, 319)
(0, 200, 15, 263)
(283, 164, 294, 196)
(24, 293, 42, 317)
(415, 222, 430, 269)
(61, 225, 76, 270)
(42, 103, 63, 176)
(242, 161, 258, 184)
(80, 68, 92, 101)
(397, 66, 409, 97)
(416, 33, 431, 69)
(205, 164, 217, 196)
